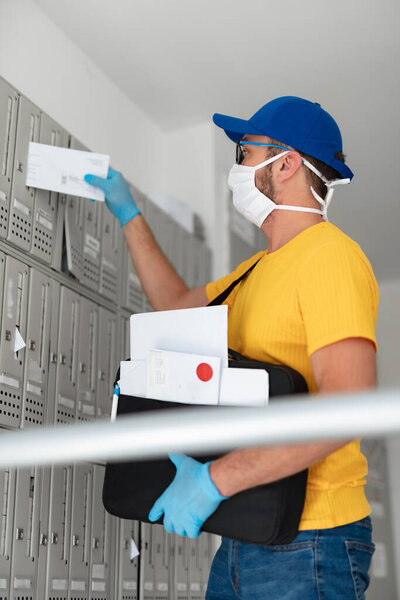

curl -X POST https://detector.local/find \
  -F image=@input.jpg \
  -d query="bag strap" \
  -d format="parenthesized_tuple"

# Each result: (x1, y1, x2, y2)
(207, 257, 262, 306)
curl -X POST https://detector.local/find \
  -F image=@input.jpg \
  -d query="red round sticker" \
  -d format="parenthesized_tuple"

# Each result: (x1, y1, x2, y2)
(196, 363, 213, 382)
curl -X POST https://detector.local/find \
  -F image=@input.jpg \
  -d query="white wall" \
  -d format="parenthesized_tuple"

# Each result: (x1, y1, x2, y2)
(376, 280, 400, 596)
(0, 0, 168, 197)
(0, 0, 226, 265)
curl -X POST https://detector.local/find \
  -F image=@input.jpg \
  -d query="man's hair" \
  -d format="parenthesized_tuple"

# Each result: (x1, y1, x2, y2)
(266, 138, 346, 199)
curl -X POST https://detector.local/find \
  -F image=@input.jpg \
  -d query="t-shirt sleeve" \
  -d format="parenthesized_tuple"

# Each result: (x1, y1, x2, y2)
(297, 241, 379, 356)
(206, 250, 265, 305)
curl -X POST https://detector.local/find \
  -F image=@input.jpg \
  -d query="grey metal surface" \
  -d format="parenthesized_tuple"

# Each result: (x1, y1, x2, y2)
(0, 254, 29, 428)
(22, 267, 52, 428)
(88, 465, 110, 600)
(54, 286, 80, 424)
(153, 525, 170, 600)
(188, 538, 202, 600)
(115, 519, 139, 600)
(98, 203, 120, 302)
(96, 307, 118, 419)
(9, 466, 42, 599)
(175, 535, 190, 600)
(43, 464, 73, 600)
(0, 78, 18, 240)
(68, 463, 92, 600)
(0, 468, 16, 597)
(140, 522, 156, 600)
(31, 113, 66, 264)
(7, 95, 40, 251)
(82, 199, 101, 291)
(76, 297, 98, 423)
(64, 194, 84, 281)
(121, 240, 144, 313)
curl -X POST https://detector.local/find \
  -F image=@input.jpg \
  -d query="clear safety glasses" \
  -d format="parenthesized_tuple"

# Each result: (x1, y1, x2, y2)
(235, 141, 289, 164)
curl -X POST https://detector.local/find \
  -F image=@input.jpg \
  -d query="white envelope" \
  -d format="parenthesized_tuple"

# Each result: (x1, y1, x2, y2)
(147, 349, 221, 405)
(118, 360, 147, 397)
(26, 142, 110, 201)
(219, 367, 269, 407)
(130, 306, 228, 368)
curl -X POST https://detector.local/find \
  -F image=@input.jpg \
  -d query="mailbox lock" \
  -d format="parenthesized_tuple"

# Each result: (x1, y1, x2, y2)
(28, 339, 36, 351)
(51, 532, 58, 544)
(16, 528, 24, 541)
(72, 535, 80, 547)
(40, 534, 48, 546)
(5, 330, 11, 342)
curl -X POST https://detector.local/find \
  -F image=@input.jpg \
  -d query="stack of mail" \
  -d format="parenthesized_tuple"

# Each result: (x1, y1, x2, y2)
(118, 306, 268, 407)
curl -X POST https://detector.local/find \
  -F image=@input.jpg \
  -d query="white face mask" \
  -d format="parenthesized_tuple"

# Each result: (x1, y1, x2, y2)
(228, 151, 350, 228)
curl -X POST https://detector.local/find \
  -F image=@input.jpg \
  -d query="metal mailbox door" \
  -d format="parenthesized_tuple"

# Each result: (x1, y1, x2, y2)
(140, 522, 155, 600)
(116, 519, 139, 600)
(64, 194, 84, 281)
(175, 534, 190, 600)
(82, 199, 101, 292)
(68, 463, 93, 600)
(0, 78, 18, 240)
(153, 525, 171, 600)
(97, 307, 117, 419)
(0, 468, 16, 597)
(31, 113, 67, 264)
(22, 267, 52, 428)
(0, 255, 29, 428)
(98, 203, 120, 302)
(9, 467, 42, 599)
(44, 464, 73, 600)
(7, 95, 40, 251)
(76, 297, 98, 422)
(54, 286, 80, 424)
(88, 465, 110, 600)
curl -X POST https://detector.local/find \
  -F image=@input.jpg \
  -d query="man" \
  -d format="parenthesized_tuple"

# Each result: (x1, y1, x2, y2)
(85, 96, 378, 599)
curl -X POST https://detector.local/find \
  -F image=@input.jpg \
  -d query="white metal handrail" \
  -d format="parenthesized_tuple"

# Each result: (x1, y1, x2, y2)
(0, 388, 399, 468)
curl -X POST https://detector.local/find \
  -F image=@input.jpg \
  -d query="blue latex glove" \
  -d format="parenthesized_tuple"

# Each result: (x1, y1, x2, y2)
(84, 168, 140, 227)
(148, 454, 228, 538)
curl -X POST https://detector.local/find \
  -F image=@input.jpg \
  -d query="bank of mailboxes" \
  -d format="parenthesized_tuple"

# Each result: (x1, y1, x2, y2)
(0, 74, 216, 599)
(0, 464, 214, 600)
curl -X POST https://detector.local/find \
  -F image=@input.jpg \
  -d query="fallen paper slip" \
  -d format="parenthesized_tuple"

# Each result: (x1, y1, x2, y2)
(219, 368, 269, 407)
(130, 306, 228, 368)
(26, 142, 109, 201)
(147, 349, 221, 405)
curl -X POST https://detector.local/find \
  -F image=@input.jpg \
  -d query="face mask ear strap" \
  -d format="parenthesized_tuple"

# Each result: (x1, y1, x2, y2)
(254, 150, 290, 171)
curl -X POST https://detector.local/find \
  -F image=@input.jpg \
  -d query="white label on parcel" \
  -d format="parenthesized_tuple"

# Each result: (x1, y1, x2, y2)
(147, 349, 220, 405)
(219, 367, 269, 407)
(26, 142, 109, 201)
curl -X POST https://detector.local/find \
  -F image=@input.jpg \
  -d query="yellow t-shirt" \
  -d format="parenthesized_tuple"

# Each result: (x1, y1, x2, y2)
(206, 222, 379, 530)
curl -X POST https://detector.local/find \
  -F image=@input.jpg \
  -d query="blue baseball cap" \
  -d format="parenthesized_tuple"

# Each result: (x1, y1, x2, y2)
(213, 96, 353, 180)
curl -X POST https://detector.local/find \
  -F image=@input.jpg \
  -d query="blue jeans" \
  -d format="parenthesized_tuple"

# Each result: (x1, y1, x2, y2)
(206, 517, 375, 600)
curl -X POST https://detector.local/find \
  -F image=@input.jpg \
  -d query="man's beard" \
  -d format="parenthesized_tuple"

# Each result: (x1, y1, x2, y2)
(256, 165, 276, 202)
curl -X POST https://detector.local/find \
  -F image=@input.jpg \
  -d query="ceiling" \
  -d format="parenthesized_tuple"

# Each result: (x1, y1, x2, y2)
(33, 0, 397, 131)
(33, 0, 400, 280)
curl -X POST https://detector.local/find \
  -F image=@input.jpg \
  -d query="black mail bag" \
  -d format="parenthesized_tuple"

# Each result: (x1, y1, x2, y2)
(103, 259, 308, 545)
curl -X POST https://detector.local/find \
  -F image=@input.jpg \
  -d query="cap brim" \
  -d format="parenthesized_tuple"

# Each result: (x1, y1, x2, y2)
(213, 113, 264, 143)
(331, 158, 354, 181)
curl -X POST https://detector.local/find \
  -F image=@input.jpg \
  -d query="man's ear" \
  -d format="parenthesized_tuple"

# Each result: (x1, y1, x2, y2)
(276, 151, 303, 183)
